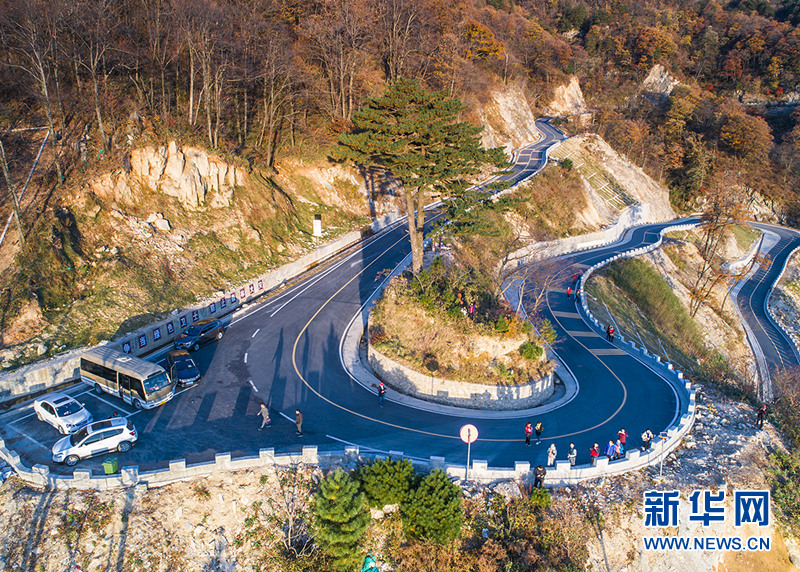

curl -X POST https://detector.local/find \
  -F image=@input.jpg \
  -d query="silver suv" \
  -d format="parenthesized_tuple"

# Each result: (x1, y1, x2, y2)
(52, 417, 138, 466)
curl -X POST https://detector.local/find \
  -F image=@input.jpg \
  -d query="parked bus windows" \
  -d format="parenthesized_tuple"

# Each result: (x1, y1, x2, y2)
(80, 347, 175, 409)
(80, 359, 116, 384)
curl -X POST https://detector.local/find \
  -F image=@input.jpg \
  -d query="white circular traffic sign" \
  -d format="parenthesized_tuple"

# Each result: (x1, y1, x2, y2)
(460, 424, 478, 444)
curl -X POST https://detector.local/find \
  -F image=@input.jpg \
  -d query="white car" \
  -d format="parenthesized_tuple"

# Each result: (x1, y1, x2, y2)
(52, 417, 138, 466)
(33, 392, 93, 434)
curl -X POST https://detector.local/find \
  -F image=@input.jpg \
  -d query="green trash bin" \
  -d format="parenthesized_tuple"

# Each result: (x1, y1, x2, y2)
(103, 457, 118, 475)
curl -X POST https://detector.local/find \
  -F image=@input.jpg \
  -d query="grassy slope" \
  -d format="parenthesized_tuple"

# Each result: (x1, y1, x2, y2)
(0, 158, 371, 365)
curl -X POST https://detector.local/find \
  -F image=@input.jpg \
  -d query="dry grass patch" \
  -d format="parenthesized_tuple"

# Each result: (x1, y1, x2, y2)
(370, 271, 551, 386)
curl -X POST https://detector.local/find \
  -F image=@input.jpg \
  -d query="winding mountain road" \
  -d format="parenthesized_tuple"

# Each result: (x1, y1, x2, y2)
(3, 119, 798, 476)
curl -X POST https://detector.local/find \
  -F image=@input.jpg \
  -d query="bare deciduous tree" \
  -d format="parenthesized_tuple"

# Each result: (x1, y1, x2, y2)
(2, 0, 64, 183)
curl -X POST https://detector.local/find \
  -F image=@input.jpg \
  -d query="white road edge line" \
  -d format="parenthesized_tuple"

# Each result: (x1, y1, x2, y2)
(248, 380, 259, 393)
(279, 411, 294, 422)
(90, 393, 136, 415)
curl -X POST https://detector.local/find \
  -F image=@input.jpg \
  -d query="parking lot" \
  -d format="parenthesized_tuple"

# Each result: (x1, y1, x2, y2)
(0, 381, 193, 475)
(0, 329, 321, 477)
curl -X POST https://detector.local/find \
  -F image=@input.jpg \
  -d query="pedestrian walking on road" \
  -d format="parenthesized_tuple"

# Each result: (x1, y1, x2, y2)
(534, 421, 543, 445)
(567, 443, 577, 466)
(378, 382, 386, 407)
(604, 440, 615, 459)
(641, 428, 654, 451)
(606, 325, 615, 342)
(295, 409, 303, 436)
(547, 443, 557, 466)
(589, 443, 600, 465)
(524, 422, 533, 446)
(533, 464, 546, 488)
(257, 403, 271, 430)
(756, 404, 767, 429)
(566, 286, 573, 299)
(617, 428, 628, 446)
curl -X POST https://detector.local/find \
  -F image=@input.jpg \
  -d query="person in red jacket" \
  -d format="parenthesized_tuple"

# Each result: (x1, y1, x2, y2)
(524, 422, 533, 446)
(589, 443, 600, 465)
(617, 428, 628, 446)
(566, 286, 573, 299)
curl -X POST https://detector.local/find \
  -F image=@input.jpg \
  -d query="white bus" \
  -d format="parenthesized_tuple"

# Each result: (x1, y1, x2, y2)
(80, 347, 176, 409)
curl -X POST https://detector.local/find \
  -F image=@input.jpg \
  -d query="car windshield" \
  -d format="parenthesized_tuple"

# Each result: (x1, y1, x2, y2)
(184, 326, 202, 336)
(70, 426, 89, 446)
(56, 401, 83, 417)
(143, 372, 171, 394)
(175, 360, 197, 373)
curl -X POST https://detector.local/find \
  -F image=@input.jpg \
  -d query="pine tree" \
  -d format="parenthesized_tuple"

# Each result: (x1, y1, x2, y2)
(313, 468, 371, 571)
(357, 457, 414, 508)
(334, 78, 509, 275)
(400, 469, 463, 543)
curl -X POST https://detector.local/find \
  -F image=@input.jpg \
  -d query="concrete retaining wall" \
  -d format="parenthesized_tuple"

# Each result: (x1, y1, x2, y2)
(368, 344, 555, 410)
(0, 212, 405, 403)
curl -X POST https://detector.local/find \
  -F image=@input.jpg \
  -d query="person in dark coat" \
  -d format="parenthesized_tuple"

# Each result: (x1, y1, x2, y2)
(378, 382, 386, 407)
(295, 409, 303, 436)
(567, 443, 577, 466)
(641, 428, 654, 451)
(756, 404, 767, 429)
(533, 464, 546, 488)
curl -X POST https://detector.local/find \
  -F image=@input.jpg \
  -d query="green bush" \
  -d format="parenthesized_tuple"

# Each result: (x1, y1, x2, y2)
(538, 318, 557, 345)
(313, 469, 370, 571)
(356, 458, 415, 508)
(494, 316, 510, 333)
(561, 158, 573, 170)
(528, 486, 551, 509)
(401, 470, 463, 543)
(768, 451, 800, 535)
(519, 341, 544, 360)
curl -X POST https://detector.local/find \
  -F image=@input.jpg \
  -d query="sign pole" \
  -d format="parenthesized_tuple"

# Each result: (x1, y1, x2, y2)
(658, 432, 668, 479)
(460, 424, 478, 483)
(466, 437, 471, 481)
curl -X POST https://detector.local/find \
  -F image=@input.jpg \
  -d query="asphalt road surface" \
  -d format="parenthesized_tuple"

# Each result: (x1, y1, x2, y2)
(1, 121, 795, 477)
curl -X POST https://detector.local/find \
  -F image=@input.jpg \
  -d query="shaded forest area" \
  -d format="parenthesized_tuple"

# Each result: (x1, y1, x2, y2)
(3, 0, 800, 353)
(2, 0, 800, 194)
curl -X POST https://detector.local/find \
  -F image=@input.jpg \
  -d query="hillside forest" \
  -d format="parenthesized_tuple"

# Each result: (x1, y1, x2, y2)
(2, 0, 800, 353)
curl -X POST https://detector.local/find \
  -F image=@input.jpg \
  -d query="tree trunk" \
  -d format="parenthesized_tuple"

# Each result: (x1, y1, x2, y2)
(91, 70, 107, 151)
(404, 189, 423, 275)
(188, 49, 194, 125)
(0, 137, 25, 246)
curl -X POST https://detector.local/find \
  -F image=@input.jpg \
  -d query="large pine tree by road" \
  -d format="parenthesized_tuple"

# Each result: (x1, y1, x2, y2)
(334, 79, 509, 275)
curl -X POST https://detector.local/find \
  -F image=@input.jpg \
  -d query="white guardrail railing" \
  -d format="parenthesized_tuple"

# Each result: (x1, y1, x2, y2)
(0, 224, 702, 490)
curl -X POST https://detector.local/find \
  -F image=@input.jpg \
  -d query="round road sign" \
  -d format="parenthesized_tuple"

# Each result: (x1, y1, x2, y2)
(460, 424, 478, 444)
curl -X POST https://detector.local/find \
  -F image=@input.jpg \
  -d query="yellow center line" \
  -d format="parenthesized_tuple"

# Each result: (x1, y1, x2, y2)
(292, 213, 472, 441)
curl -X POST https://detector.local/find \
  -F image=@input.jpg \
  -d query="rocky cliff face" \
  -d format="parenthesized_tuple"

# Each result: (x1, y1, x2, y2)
(641, 64, 679, 101)
(478, 82, 541, 155)
(545, 76, 587, 117)
(89, 142, 244, 210)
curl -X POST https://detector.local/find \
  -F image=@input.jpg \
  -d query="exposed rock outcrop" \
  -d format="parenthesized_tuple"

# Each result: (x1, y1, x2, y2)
(545, 76, 587, 117)
(641, 64, 679, 101)
(89, 142, 244, 210)
(478, 82, 541, 155)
